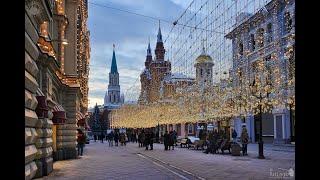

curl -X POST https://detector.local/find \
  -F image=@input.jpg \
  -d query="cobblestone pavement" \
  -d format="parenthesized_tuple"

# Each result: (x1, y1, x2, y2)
(37, 141, 295, 180)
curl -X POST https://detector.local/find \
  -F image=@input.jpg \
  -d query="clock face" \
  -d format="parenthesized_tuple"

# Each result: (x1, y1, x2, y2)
(27, 0, 41, 15)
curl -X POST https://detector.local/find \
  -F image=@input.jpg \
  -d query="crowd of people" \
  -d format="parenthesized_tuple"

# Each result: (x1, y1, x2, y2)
(77, 126, 249, 156)
(202, 126, 249, 156)
(86, 129, 179, 151)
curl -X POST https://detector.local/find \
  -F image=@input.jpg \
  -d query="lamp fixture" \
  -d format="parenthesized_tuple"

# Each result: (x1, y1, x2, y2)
(51, 38, 68, 45)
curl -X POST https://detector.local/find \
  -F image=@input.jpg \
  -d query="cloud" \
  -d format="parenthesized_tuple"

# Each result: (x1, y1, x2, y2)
(169, 0, 193, 9)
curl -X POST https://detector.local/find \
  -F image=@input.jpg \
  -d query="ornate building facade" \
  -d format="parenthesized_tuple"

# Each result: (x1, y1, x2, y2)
(139, 24, 171, 104)
(226, 0, 295, 144)
(138, 25, 216, 138)
(25, 0, 90, 179)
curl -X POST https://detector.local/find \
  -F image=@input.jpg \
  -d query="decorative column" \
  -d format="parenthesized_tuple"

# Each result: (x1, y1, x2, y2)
(34, 95, 53, 177)
(25, 51, 40, 180)
(273, 109, 287, 144)
(57, 88, 79, 159)
(180, 123, 186, 138)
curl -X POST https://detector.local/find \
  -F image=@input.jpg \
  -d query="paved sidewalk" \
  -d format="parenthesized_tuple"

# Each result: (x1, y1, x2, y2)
(137, 143, 295, 180)
(37, 141, 295, 180)
(36, 142, 180, 180)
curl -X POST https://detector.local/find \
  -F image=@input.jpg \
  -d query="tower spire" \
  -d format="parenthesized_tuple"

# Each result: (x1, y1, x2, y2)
(157, 20, 162, 42)
(201, 39, 206, 55)
(110, 44, 118, 73)
(147, 37, 151, 56)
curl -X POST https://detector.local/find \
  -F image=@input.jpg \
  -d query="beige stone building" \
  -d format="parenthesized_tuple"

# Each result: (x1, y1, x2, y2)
(25, 0, 90, 179)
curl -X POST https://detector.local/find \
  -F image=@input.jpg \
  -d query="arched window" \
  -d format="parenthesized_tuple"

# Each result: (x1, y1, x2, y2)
(109, 94, 112, 102)
(200, 68, 203, 77)
(238, 42, 243, 55)
(114, 94, 116, 103)
(257, 28, 264, 48)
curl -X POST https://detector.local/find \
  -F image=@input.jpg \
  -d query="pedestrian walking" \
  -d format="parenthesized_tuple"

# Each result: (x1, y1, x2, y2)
(139, 130, 145, 148)
(204, 131, 214, 154)
(120, 132, 125, 146)
(135, 133, 139, 143)
(100, 132, 104, 143)
(232, 129, 238, 143)
(93, 134, 97, 142)
(131, 132, 136, 143)
(240, 126, 249, 156)
(144, 129, 150, 150)
(173, 130, 177, 146)
(114, 131, 119, 146)
(149, 130, 154, 150)
(108, 131, 114, 147)
(168, 131, 175, 150)
(77, 130, 86, 156)
(163, 131, 170, 150)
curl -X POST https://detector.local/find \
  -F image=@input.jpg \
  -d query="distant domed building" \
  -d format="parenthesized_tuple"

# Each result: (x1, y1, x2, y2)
(194, 46, 214, 87)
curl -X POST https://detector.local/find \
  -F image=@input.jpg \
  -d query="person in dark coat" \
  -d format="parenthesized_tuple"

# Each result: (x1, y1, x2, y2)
(93, 134, 97, 142)
(199, 129, 204, 140)
(149, 130, 155, 150)
(144, 129, 150, 150)
(100, 132, 104, 143)
(173, 130, 177, 146)
(138, 131, 142, 147)
(232, 129, 238, 143)
(212, 129, 219, 153)
(114, 131, 119, 146)
(168, 131, 175, 150)
(120, 132, 126, 146)
(77, 131, 86, 156)
(108, 131, 114, 147)
(240, 126, 249, 156)
(204, 131, 214, 154)
(163, 131, 170, 150)
(139, 131, 145, 148)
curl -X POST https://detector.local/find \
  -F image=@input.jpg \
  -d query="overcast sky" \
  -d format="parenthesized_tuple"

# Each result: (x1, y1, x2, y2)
(87, 0, 192, 108)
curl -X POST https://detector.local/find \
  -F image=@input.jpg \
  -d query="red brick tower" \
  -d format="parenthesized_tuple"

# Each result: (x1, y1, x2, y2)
(149, 21, 171, 103)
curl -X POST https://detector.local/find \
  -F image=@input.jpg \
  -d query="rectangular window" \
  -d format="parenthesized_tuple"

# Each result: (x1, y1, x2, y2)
(250, 34, 255, 51)
(257, 28, 264, 48)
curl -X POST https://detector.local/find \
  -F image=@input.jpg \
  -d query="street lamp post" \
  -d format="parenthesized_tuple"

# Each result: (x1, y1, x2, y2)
(250, 82, 266, 159)
(289, 103, 293, 142)
(257, 94, 265, 159)
(288, 98, 295, 142)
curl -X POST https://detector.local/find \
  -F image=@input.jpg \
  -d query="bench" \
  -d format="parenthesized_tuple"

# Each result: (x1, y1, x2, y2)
(179, 138, 189, 148)
(218, 139, 231, 154)
(192, 140, 206, 150)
